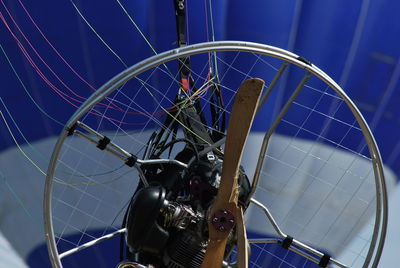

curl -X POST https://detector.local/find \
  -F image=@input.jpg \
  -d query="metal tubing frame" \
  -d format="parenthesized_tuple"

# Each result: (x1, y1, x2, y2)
(44, 41, 387, 268)
(194, 62, 289, 161)
(59, 228, 126, 259)
(247, 71, 312, 204)
(256, 62, 289, 114)
(75, 122, 188, 168)
(250, 198, 347, 267)
(248, 238, 335, 267)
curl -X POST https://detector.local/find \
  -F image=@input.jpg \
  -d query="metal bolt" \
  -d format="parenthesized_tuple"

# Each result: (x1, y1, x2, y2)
(178, 0, 184, 9)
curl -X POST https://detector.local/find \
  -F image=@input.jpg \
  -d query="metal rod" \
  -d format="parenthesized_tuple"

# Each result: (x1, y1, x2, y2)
(138, 158, 188, 168)
(74, 131, 188, 187)
(134, 163, 148, 187)
(289, 245, 322, 266)
(74, 130, 126, 161)
(250, 198, 285, 237)
(74, 130, 98, 146)
(77, 121, 132, 159)
(250, 198, 347, 268)
(74, 130, 149, 184)
(199, 137, 225, 157)
(59, 228, 126, 259)
(75, 128, 188, 169)
(256, 62, 289, 114)
(248, 238, 331, 266)
(77, 121, 102, 139)
(77, 122, 188, 168)
(193, 63, 289, 162)
(249, 238, 327, 266)
(247, 72, 312, 204)
(248, 238, 279, 244)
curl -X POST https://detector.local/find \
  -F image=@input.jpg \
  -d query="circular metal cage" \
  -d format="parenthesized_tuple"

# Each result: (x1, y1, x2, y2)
(44, 41, 388, 268)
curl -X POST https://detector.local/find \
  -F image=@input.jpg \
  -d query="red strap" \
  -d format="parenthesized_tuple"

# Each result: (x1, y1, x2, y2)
(181, 78, 189, 92)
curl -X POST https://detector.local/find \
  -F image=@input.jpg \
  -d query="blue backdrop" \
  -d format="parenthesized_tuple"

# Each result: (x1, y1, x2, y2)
(0, 0, 399, 267)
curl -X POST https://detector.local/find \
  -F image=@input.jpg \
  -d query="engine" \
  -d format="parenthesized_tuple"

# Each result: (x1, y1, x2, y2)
(117, 154, 251, 268)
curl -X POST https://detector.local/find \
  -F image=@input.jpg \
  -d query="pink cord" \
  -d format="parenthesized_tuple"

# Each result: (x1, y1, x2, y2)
(16, 0, 97, 91)
(0, 0, 87, 101)
(5, 0, 150, 115)
(0, 10, 145, 125)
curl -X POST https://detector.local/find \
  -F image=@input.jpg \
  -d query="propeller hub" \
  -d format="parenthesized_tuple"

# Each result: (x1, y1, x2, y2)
(211, 209, 235, 232)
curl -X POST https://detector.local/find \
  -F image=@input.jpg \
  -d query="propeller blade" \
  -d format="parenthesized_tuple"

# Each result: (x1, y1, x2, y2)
(201, 78, 264, 268)
(236, 206, 248, 268)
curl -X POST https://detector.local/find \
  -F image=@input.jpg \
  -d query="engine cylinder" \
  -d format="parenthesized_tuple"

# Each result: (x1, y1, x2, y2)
(163, 231, 206, 268)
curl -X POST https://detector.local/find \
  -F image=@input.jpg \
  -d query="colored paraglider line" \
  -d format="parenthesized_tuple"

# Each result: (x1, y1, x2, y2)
(0, 171, 43, 228)
(68, 0, 128, 68)
(0, 44, 65, 127)
(0, 107, 133, 187)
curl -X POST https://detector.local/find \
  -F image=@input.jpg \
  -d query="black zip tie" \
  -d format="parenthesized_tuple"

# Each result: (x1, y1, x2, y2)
(96, 136, 110, 150)
(67, 123, 77, 136)
(281, 235, 293, 249)
(319, 254, 331, 267)
(297, 56, 312, 66)
(125, 154, 138, 167)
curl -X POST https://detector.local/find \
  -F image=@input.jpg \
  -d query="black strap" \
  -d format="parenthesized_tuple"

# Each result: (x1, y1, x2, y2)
(174, 0, 191, 88)
(174, 0, 187, 48)
(319, 254, 331, 267)
(297, 56, 312, 66)
(168, 119, 179, 157)
(178, 105, 213, 149)
(66, 123, 77, 136)
(125, 154, 138, 167)
(97, 136, 110, 150)
(209, 82, 226, 142)
(281, 236, 293, 249)
(150, 106, 177, 156)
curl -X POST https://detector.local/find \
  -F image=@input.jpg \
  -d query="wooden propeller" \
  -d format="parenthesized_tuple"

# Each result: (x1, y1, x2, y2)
(201, 78, 264, 268)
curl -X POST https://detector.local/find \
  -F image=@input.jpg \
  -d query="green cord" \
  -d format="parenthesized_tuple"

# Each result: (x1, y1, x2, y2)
(0, 44, 64, 126)
(69, 0, 128, 68)
(0, 171, 42, 228)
